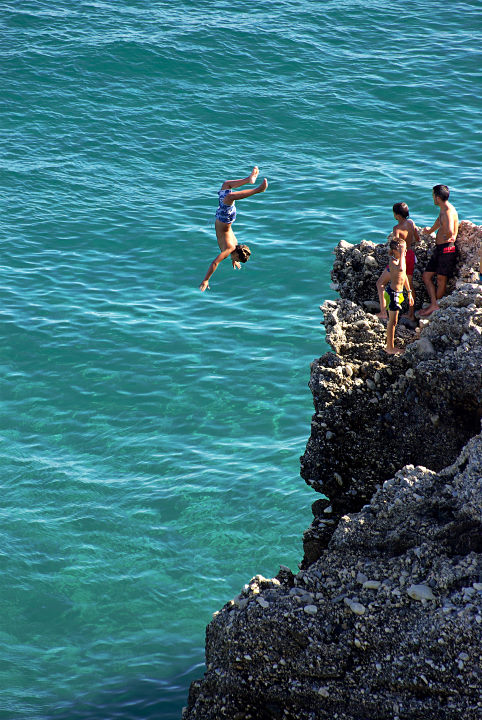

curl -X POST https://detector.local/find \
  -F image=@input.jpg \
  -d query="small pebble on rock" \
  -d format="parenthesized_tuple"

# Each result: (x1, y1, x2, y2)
(363, 580, 381, 591)
(407, 584, 435, 602)
(344, 598, 366, 615)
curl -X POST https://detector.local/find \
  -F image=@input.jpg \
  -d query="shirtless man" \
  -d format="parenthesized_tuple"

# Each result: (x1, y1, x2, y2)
(383, 238, 413, 354)
(377, 202, 419, 320)
(419, 184, 459, 316)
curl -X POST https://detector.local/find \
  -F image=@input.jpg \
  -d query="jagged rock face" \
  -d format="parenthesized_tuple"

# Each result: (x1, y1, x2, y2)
(183, 223, 482, 720)
(183, 436, 482, 720)
(300, 223, 482, 563)
(300, 287, 481, 563)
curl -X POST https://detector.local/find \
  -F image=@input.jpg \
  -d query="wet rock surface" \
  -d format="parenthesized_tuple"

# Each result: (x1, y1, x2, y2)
(183, 223, 481, 720)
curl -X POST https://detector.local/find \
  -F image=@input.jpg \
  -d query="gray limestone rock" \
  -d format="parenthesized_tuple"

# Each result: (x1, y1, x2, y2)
(184, 434, 482, 720)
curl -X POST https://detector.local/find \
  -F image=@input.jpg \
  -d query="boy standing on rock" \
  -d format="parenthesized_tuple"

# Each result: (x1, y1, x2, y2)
(384, 238, 414, 354)
(419, 184, 459, 316)
(377, 202, 419, 320)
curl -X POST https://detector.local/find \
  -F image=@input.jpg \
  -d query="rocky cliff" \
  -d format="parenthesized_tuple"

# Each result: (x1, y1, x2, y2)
(183, 222, 482, 720)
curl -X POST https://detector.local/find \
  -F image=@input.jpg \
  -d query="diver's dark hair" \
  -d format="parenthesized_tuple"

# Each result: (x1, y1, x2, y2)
(233, 244, 251, 263)
(433, 184, 450, 201)
(393, 202, 409, 218)
(389, 238, 403, 250)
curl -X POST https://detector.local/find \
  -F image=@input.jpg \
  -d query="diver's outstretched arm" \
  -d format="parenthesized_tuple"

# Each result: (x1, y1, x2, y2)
(199, 248, 233, 291)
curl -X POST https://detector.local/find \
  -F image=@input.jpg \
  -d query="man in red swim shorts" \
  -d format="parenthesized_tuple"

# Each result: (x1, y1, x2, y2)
(419, 184, 459, 317)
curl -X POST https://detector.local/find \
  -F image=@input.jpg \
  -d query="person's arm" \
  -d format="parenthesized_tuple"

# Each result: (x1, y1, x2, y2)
(423, 216, 440, 234)
(445, 210, 458, 243)
(199, 248, 233, 291)
(404, 275, 414, 305)
(411, 220, 420, 243)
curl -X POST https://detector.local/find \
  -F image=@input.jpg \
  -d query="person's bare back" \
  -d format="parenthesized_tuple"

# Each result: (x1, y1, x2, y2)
(423, 186, 459, 245)
(434, 200, 459, 245)
(419, 185, 459, 316)
(393, 217, 419, 249)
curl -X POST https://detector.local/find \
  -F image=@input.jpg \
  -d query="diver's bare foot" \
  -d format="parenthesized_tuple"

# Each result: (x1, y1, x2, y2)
(258, 178, 268, 192)
(384, 346, 404, 355)
(418, 303, 439, 317)
(199, 281, 210, 292)
(248, 166, 259, 184)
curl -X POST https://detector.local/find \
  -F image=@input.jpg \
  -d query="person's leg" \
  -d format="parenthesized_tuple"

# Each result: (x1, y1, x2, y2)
(408, 275, 415, 318)
(226, 178, 268, 202)
(435, 274, 447, 299)
(376, 269, 390, 318)
(423, 271, 437, 304)
(221, 166, 259, 190)
(385, 310, 402, 354)
(419, 271, 440, 316)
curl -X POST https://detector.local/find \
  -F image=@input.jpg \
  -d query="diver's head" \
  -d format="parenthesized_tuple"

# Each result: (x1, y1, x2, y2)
(231, 244, 251, 263)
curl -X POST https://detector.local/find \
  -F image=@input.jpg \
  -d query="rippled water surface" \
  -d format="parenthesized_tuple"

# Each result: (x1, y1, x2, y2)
(1, 1, 481, 718)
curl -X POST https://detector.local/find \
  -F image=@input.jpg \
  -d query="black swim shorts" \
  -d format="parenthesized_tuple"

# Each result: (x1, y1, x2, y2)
(425, 243, 457, 277)
(384, 284, 404, 312)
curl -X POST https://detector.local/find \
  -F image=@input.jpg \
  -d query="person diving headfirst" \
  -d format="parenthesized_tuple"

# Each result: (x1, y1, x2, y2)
(199, 166, 268, 291)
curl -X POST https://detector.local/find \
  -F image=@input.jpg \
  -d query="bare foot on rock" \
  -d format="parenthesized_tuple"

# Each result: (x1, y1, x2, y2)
(418, 303, 439, 317)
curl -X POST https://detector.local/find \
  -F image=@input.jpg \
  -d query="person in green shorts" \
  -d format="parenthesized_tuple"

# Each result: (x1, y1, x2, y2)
(384, 238, 413, 355)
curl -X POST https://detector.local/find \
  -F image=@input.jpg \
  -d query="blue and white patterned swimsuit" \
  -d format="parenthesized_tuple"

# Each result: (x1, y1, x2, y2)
(215, 189, 236, 224)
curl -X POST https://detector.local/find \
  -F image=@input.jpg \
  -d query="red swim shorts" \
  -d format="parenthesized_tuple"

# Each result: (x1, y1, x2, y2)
(405, 248, 415, 276)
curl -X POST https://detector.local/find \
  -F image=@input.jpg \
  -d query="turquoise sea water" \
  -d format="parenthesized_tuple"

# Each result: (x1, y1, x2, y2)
(1, 1, 481, 718)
